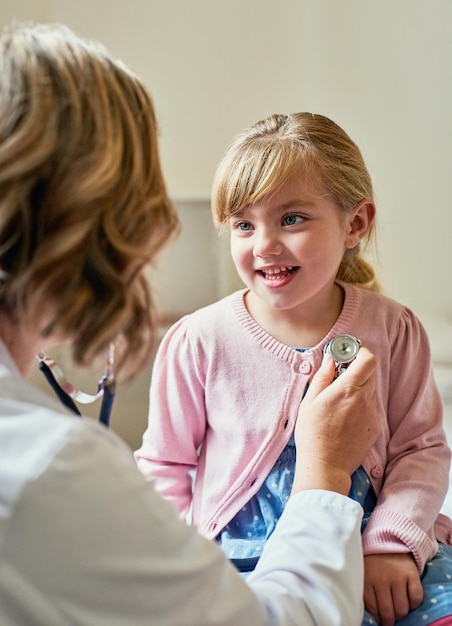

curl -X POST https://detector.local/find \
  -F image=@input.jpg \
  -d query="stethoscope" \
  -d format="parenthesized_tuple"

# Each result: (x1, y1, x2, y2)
(324, 334, 361, 377)
(35, 333, 361, 440)
(36, 343, 116, 427)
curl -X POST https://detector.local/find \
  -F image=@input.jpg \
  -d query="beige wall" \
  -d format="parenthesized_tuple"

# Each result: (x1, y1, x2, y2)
(2, 0, 452, 446)
(0, 0, 49, 22)
(7, 0, 448, 316)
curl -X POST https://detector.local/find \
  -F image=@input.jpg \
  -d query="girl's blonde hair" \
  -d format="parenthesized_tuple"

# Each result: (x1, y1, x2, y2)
(0, 23, 179, 378)
(212, 112, 380, 292)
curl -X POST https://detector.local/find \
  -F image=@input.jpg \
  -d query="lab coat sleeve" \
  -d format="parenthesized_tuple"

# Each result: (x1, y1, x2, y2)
(1, 422, 364, 626)
(249, 492, 365, 625)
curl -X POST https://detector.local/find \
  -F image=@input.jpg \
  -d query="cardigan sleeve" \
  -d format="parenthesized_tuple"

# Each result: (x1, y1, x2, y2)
(362, 307, 452, 571)
(134, 317, 207, 520)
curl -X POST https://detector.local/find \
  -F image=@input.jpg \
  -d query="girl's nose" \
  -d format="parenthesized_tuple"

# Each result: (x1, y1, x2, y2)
(253, 228, 283, 257)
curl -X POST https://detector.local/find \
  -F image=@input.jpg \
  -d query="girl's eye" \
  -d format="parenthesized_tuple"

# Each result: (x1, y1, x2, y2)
(283, 214, 303, 226)
(233, 221, 253, 232)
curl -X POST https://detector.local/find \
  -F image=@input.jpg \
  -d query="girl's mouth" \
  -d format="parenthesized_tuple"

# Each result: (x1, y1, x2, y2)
(258, 266, 298, 280)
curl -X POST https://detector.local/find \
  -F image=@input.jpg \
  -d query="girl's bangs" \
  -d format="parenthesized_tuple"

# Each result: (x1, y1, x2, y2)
(221, 144, 311, 220)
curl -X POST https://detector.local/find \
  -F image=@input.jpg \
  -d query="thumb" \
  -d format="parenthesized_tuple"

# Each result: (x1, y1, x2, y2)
(304, 352, 336, 399)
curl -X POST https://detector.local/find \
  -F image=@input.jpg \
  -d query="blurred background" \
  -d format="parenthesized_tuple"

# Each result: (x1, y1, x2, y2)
(2, 0, 451, 449)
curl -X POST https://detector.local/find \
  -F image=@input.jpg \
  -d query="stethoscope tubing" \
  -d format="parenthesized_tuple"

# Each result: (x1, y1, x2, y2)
(37, 353, 115, 427)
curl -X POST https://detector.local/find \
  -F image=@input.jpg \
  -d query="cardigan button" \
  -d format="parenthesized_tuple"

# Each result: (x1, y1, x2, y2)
(370, 465, 384, 478)
(298, 361, 312, 374)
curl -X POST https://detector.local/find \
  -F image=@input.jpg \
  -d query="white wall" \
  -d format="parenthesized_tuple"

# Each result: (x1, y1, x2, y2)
(2, 0, 452, 445)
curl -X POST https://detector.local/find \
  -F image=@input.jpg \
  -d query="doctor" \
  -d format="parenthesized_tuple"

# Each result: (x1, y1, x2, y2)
(0, 22, 380, 625)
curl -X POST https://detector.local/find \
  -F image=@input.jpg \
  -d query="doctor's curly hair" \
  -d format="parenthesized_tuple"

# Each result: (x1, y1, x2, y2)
(0, 23, 179, 379)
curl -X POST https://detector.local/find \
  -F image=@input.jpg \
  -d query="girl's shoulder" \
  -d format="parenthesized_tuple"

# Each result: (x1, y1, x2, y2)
(341, 281, 414, 320)
(178, 289, 247, 331)
(339, 282, 427, 346)
(159, 290, 249, 352)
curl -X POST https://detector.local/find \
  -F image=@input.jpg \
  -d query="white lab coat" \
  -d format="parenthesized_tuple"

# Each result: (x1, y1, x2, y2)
(0, 341, 365, 625)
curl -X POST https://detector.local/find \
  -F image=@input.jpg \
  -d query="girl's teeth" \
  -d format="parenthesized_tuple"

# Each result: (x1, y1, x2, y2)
(262, 266, 294, 279)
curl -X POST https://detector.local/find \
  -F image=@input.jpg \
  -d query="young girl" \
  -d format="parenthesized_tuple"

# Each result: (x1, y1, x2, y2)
(135, 112, 452, 626)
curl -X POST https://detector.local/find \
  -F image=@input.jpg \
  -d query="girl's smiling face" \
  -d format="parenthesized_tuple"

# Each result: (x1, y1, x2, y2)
(229, 172, 361, 320)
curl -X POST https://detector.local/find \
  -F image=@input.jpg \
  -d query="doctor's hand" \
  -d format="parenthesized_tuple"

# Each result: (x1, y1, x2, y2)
(292, 346, 380, 496)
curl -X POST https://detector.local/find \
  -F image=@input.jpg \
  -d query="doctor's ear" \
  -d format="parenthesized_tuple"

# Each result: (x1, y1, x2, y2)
(344, 200, 376, 249)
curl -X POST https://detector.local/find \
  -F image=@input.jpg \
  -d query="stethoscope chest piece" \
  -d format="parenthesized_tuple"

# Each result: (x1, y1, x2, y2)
(324, 334, 361, 377)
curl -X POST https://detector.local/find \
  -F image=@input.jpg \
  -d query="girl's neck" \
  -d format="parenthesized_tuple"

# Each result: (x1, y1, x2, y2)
(244, 283, 344, 348)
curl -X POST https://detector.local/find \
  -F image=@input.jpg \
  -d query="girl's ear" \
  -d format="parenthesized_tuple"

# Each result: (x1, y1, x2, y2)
(344, 200, 376, 249)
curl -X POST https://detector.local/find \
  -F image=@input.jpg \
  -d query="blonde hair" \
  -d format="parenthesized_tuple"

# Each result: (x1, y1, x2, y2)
(212, 112, 380, 292)
(0, 23, 179, 379)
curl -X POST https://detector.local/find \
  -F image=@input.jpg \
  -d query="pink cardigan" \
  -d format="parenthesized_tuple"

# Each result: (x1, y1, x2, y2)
(135, 282, 452, 572)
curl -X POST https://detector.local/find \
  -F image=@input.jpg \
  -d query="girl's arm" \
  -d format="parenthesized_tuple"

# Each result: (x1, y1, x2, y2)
(135, 318, 207, 519)
(363, 307, 451, 571)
